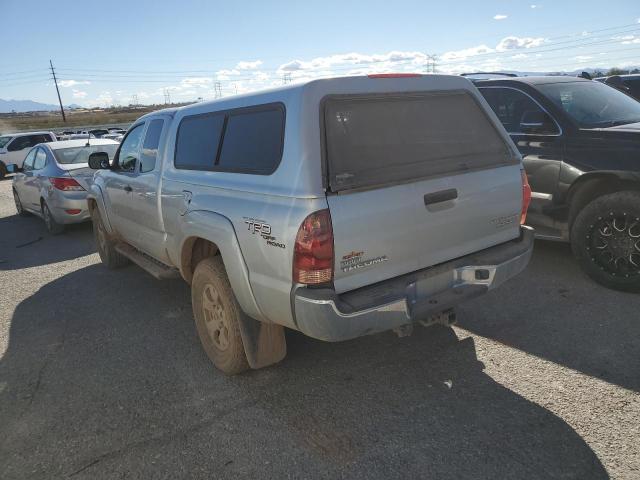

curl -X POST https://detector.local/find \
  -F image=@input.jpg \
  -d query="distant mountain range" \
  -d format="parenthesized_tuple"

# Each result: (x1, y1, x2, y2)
(0, 99, 83, 113)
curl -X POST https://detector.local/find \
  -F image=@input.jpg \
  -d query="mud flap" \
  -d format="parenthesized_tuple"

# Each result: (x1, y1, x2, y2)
(237, 313, 287, 369)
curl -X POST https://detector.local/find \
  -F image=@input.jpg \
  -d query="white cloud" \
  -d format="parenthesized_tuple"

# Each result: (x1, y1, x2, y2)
(441, 45, 493, 61)
(58, 80, 91, 87)
(496, 36, 545, 51)
(493, 14, 508, 20)
(236, 60, 263, 70)
(72, 89, 87, 99)
(277, 51, 430, 74)
(530, 4, 538, 8)
(614, 34, 640, 45)
(573, 55, 593, 62)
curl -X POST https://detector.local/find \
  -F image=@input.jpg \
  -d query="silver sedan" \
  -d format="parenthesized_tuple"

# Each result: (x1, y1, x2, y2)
(12, 139, 118, 234)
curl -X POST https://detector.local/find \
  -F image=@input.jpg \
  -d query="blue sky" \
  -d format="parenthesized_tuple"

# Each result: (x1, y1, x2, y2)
(1, 0, 639, 107)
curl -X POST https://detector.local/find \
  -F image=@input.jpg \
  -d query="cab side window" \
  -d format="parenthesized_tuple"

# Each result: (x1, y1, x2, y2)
(479, 87, 559, 135)
(8, 136, 32, 152)
(140, 119, 164, 173)
(33, 148, 47, 170)
(117, 124, 144, 172)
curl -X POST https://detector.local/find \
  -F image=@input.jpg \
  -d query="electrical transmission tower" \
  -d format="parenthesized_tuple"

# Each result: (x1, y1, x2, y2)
(214, 82, 222, 98)
(163, 89, 171, 104)
(49, 60, 66, 122)
(426, 54, 438, 73)
(130, 94, 139, 107)
(282, 73, 292, 84)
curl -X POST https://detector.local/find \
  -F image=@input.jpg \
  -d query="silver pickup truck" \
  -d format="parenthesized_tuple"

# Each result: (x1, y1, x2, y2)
(87, 74, 534, 375)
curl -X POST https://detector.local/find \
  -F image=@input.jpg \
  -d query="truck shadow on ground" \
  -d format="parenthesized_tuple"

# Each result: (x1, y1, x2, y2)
(457, 240, 640, 393)
(0, 213, 94, 270)
(1, 263, 607, 479)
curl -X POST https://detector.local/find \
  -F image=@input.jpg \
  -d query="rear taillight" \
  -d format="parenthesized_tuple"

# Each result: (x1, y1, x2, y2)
(293, 209, 334, 285)
(50, 177, 85, 191)
(521, 169, 532, 225)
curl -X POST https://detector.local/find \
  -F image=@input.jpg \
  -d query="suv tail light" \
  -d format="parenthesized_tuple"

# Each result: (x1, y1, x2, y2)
(50, 177, 85, 191)
(521, 169, 532, 224)
(293, 209, 334, 285)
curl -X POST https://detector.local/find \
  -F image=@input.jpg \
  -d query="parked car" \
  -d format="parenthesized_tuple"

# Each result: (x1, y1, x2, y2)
(0, 131, 56, 178)
(473, 75, 640, 291)
(596, 74, 640, 101)
(87, 75, 534, 375)
(88, 128, 110, 138)
(102, 132, 123, 142)
(12, 139, 119, 233)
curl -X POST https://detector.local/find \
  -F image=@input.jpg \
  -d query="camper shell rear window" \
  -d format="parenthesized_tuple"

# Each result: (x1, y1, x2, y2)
(322, 90, 515, 191)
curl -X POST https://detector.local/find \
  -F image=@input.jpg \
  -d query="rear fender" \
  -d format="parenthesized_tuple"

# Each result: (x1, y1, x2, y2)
(179, 210, 286, 369)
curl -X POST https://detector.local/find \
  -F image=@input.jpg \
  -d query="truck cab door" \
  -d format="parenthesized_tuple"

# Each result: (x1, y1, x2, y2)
(102, 119, 169, 262)
(478, 86, 564, 237)
(101, 123, 145, 244)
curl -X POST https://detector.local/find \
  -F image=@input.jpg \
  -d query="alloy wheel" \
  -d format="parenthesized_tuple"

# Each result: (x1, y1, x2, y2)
(202, 284, 230, 351)
(588, 212, 640, 278)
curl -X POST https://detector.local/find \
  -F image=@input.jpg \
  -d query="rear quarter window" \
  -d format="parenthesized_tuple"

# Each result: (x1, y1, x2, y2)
(323, 91, 514, 191)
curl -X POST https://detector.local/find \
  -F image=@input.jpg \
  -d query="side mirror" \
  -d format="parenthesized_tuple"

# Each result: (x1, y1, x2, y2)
(88, 151, 110, 169)
(6, 164, 17, 174)
(520, 110, 557, 134)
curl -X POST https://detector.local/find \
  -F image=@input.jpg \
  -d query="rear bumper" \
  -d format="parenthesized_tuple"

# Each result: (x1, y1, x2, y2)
(293, 225, 534, 341)
(48, 191, 91, 224)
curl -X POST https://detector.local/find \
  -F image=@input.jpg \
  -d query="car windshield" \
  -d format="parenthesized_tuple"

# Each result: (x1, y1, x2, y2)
(0, 136, 13, 148)
(53, 144, 119, 164)
(538, 81, 640, 128)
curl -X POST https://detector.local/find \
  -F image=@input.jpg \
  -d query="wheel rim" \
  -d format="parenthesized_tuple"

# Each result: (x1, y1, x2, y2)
(13, 191, 22, 213)
(587, 212, 640, 278)
(202, 284, 230, 351)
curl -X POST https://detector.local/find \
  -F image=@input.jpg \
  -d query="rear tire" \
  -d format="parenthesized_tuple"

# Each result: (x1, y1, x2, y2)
(91, 209, 130, 268)
(13, 189, 28, 217)
(42, 202, 64, 235)
(570, 191, 640, 292)
(192, 256, 250, 375)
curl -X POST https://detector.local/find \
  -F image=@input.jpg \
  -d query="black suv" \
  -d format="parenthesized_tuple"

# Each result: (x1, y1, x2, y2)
(474, 76, 640, 291)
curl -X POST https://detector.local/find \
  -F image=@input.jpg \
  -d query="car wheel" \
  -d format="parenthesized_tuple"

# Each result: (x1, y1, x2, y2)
(571, 191, 640, 292)
(192, 256, 249, 375)
(91, 208, 130, 268)
(13, 189, 28, 217)
(42, 202, 64, 235)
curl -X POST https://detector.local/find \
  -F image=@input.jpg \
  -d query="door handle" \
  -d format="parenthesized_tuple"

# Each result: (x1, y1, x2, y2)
(424, 188, 458, 206)
(123, 185, 133, 192)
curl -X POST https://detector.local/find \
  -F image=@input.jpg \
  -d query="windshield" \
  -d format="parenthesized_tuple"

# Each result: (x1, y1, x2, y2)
(0, 136, 13, 148)
(53, 144, 118, 164)
(538, 81, 640, 128)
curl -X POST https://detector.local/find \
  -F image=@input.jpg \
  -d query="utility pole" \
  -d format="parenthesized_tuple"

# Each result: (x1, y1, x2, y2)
(163, 89, 171, 105)
(282, 73, 292, 84)
(214, 82, 222, 99)
(49, 59, 66, 122)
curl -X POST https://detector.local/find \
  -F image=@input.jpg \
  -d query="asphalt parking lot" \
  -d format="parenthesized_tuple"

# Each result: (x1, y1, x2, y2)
(0, 178, 638, 480)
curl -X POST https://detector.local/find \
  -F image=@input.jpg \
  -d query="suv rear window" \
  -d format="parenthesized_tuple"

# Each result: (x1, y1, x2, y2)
(324, 91, 513, 191)
(175, 103, 284, 174)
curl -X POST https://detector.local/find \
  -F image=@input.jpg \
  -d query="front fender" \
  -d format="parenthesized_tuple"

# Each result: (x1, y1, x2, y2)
(179, 210, 266, 323)
(87, 183, 115, 234)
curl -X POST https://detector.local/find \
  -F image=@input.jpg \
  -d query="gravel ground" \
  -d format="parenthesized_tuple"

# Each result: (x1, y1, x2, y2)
(0, 177, 638, 479)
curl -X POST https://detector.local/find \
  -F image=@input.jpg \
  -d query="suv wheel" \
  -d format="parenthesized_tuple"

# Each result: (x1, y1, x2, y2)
(192, 256, 249, 375)
(42, 202, 64, 234)
(571, 191, 640, 292)
(13, 189, 28, 216)
(91, 209, 130, 268)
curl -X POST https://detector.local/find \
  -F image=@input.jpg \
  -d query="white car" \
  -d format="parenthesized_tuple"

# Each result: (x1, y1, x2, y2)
(0, 131, 56, 178)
